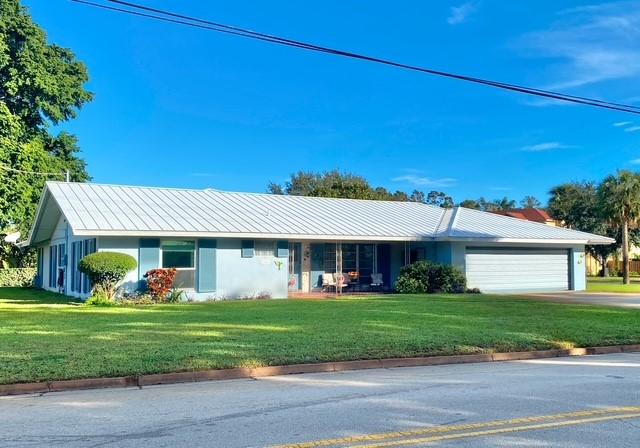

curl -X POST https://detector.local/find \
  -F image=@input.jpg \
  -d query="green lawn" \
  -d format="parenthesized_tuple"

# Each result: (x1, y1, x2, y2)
(587, 276, 640, 293)
(2, 287, 640, 385)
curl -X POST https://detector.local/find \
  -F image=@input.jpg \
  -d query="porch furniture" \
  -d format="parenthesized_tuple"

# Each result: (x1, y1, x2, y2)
(322, 273, 336, 292)
(370, 273, 384, 291)
(335, 273, 349, 292)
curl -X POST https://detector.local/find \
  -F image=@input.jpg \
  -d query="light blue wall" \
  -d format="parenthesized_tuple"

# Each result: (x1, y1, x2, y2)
(98, 237, 141, 294)
(215, 239, 289, 299)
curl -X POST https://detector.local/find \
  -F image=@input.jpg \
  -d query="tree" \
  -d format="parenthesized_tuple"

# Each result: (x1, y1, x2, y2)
(424, 190, 454, 208)
(494, 197, 517, 210)
(0, 0, 92, 239)
(520, 195, 542, 209)
(548, 181, 619, 276)
(268, 171, 449, 204)
(458, 196, 517, 211)
(598, 171, 640, 284)
(409, 190, 425, 203)
(459, 199, 480, 210)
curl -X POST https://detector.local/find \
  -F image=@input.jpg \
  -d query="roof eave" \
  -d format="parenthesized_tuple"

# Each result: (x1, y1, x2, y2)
(71, 229, 437, 242)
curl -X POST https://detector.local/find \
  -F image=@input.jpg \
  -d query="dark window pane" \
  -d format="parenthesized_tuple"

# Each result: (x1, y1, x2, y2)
(163, 251, 194, 268)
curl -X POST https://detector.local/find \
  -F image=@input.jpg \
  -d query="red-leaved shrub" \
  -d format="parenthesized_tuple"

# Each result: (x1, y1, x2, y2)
(144, 268, 177, 302)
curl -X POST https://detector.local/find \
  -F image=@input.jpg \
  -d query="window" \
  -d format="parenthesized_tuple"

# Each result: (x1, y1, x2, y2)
(255, 240, 276, 257)
(162, 241, 195, 289)
(241, 240, 254, 258)
(58, 244, 66, 267)
(162, 241, 195, 268)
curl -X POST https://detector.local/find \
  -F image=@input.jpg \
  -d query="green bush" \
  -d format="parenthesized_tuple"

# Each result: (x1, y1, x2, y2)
(85, 293, 117, 307)
(0, 268, 36, 287)
(395, 261, 466, 294)
(394, 261, 430, 293)
(78, 252, 137, 299)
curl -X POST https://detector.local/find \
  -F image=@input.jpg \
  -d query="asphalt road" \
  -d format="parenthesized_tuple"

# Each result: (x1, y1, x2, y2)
(2, 353, 639, 447)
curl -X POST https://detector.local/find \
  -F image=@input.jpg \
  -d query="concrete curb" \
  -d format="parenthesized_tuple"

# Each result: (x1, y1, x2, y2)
(2, 344, 639, 397)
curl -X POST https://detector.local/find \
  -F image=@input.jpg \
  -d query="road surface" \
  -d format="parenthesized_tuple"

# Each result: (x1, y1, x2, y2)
(2, 353, 639, 447)
(523, 292, 640, 308)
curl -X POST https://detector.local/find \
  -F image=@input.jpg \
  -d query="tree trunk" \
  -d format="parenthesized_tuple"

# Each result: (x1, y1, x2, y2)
(622, 220, 630, 285)
(600, 254, 608, 277)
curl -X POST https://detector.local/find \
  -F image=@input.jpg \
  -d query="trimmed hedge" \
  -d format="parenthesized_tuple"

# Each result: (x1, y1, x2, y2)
(395, 261, 466, 294)
(0, 268, 36, 287)
(79, 252, 137, 299)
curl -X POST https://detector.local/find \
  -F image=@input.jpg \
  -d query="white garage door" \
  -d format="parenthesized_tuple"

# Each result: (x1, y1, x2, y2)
(465, 248, 570, 292)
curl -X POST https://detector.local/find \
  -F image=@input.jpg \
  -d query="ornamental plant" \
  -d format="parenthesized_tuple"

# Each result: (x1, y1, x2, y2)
(395, 261, 466, 294)
(144, 268, 177, 302)
(78, 252, 137, 300)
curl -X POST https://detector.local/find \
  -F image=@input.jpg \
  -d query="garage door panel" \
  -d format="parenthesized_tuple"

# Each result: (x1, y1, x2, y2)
(465, 249, 569, 292)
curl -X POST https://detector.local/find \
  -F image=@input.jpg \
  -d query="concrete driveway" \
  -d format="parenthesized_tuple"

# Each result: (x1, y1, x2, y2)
(2, 352, 640, 447)
(522, 292, 640, 308)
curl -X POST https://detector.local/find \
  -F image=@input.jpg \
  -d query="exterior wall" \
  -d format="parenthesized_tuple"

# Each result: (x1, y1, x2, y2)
(214, 238, 289, 299)
(37, 216, 97, 299)
(40, 229, 589, 298)
(71, 236, 289, 300)
(97, 237, 140, 293)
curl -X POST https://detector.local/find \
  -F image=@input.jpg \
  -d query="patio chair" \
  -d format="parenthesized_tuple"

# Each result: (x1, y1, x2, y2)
(370, 273, 384, 291)
(322, 273, 336, 292)
(335, 273, 349, 292)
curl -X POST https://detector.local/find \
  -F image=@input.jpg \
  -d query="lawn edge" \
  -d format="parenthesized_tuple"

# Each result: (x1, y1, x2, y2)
(3, 344, 640, 397)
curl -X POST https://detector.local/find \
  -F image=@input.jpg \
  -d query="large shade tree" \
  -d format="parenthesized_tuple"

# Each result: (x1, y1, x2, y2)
(0, 0, 91, 242)
(548, 181, 621, 277)
(268, 170, 454, 206)
(598, 171, 640, 284)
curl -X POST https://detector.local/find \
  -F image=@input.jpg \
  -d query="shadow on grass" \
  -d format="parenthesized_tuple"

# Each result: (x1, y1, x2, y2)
(0, 287, 82, 305)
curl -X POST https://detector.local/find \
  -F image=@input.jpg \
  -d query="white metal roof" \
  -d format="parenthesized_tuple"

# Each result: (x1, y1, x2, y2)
(28, 182, 614, 245)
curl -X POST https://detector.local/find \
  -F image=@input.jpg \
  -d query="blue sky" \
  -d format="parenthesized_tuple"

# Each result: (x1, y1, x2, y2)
(26, 1, 640, 204)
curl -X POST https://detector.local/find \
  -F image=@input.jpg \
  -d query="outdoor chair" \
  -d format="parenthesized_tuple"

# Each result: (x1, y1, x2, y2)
(370, 273, 384, 291)
(322, 273, 336, 292)
(334, 273, 349, 292)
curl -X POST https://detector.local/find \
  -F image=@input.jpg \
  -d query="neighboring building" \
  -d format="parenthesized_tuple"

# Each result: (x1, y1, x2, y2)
(491, 208, 558, 226)
(26, 182, 613, 300)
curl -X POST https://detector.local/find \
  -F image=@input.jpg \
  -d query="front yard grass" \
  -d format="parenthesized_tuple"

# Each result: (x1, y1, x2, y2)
(587, 276, 640, 293)
(2, 287, 640, 385)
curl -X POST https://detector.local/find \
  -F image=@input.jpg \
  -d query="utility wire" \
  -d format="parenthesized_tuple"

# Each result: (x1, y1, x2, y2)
(0, 163, 66, 178)
(73, 0, 640, 115)
(106, 0, 640, 113)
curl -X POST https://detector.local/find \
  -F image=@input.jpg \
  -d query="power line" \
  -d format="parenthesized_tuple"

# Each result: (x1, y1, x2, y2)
(107, 0, 640, 113)
(73, 0, 640, 115)
(0, 163, 66, 178)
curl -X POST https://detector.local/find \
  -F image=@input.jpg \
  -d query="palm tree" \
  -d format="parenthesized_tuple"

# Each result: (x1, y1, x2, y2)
(598, 171, 640, 284)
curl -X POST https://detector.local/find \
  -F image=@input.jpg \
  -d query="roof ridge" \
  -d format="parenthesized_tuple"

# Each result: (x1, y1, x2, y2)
(47, 181, 444, 209)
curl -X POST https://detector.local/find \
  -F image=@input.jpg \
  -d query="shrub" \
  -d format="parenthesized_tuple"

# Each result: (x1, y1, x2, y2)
(427, 264, 466, 293)
(395, 261, 466, 294)
(395, 262, 431, 293)
(85, 293, 117, 306)
(166, 287, 185, 303)
(117, 291, 156, 306)
(78, 252, 137, 299)
(144, 268, 177, 302)
(0, 268, 36, 287)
